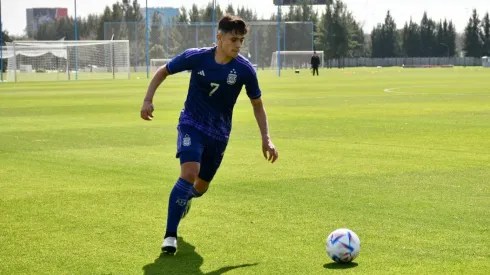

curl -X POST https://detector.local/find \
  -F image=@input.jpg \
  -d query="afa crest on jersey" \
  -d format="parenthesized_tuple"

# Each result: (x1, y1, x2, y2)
(227, 69, 237, 85)
(183, 134, 191, 147)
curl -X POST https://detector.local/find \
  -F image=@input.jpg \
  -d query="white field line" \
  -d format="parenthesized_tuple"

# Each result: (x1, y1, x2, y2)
(382, 84, 490, 95)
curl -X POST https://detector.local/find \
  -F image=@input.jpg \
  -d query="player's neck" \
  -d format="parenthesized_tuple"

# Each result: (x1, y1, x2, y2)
(215, 47, 233, 64)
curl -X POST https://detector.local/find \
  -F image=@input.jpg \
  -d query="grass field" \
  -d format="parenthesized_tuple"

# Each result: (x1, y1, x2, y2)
(1, 67, 489, 274)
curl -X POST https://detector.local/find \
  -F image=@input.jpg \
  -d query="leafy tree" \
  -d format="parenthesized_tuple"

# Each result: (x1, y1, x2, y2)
(463, 9, 483, 57)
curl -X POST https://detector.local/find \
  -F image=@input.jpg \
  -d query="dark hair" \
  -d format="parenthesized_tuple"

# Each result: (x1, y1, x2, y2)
(218, 14, 248, 36)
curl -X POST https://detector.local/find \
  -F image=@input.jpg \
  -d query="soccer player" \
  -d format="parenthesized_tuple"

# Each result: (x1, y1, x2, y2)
(310, 51, 320, 76)
(140, 14, 279, 254)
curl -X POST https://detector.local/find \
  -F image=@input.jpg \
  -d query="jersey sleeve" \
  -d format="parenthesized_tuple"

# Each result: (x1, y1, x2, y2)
(166, 48, 200, 74)
(245, 69, 262, 100)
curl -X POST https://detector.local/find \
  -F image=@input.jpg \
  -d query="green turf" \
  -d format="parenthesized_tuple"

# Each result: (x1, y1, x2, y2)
(1, 67, 489, 274)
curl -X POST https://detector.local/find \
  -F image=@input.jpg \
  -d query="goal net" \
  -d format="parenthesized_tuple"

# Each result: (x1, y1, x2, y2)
(150, 58, 172, 73)
(6, 40, 130, 82)
(271, 51, 324, 70)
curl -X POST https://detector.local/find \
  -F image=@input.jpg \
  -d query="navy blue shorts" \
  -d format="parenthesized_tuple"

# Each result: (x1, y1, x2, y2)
(176, 124, 228, 182)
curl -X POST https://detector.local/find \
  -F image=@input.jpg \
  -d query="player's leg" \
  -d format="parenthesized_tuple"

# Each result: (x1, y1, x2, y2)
(180, 175, 209, 220)
(162, 125, 203, 254)
(189, 137, 228, 199)
(162, 137, 226, 254)
(193, 177, 210, 195)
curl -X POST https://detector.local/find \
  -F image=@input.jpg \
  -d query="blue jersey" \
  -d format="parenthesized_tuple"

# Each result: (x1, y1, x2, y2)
(166, 47, 261, 142)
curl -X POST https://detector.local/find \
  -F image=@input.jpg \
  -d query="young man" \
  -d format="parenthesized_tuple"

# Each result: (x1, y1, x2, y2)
(310, 51, 320, 76)
(140, 15, 279, 254)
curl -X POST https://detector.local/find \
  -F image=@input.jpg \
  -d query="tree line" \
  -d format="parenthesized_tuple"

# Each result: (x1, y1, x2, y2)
(371, 9, 490, 58)
(2, 0, 490, 61)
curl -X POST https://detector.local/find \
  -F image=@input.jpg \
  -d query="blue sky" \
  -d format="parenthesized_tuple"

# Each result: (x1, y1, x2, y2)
(2, 0, 489, 35)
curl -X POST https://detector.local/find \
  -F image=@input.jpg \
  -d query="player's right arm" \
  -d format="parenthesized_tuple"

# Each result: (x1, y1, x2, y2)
(141, 65, 170, 121)
(140, 48, 199, 121)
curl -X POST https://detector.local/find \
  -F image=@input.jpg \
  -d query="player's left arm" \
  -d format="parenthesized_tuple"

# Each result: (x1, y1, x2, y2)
(250, 98, 278, 163)
(246, 71, 278, 163)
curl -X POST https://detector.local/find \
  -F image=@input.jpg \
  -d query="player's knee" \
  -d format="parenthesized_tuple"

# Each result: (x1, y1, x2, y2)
(180, 163, 200, 183)
(194, 179, 210, 195)
(181, 170, 198, 183)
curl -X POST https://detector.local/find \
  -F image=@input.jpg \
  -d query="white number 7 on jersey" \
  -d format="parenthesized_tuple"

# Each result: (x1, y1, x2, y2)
(210, 83, 220, 96)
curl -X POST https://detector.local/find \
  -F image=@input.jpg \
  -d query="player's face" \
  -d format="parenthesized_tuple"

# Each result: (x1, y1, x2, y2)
(218, 32, 245, 58)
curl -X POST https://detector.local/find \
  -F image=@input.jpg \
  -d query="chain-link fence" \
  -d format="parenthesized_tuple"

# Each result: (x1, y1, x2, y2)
(328, 57, 483, 68)
(103, 21, 314, 72)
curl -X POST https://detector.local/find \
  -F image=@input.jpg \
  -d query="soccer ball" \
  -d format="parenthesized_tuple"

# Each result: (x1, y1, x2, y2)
(326, 228, 360, 263)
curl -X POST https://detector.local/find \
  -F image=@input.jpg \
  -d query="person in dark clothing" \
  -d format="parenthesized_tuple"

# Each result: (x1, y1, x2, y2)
(310, 51, 320, 76)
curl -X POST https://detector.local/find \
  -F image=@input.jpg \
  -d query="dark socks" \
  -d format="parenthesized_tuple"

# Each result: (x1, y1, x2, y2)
(164, 178, 194, 238)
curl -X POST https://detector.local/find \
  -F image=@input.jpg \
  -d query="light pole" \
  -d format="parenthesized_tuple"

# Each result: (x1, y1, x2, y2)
(276, 2, 281, 77)
(0, 0, 3, 82)
(74, 0, 78, 41)
(145, 0, 149, 78)
(74, 0, 78, 80)
(212, 0, 216, 43)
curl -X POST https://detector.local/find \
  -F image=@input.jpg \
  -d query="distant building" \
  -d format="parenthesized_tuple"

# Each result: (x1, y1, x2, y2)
(141, 7, 179, 25)
(26, 8, 68, 35)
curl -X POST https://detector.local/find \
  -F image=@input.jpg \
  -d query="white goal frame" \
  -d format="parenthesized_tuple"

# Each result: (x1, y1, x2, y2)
(5, 40, 130, 82)
(150, 58, 173, 73)
(271, 50, 324, 69)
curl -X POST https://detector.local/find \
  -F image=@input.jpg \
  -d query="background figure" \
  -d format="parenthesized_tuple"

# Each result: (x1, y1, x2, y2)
(310, 51, 320, 76)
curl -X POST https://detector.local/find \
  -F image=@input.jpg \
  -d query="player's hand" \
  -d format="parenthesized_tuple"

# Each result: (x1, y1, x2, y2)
(140, 101, 154, 121)
(262, 138, 278, 163)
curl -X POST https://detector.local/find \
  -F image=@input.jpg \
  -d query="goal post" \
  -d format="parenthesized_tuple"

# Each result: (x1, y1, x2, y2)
(271, 51, 324, 70)
(6, 40, 130, 82)
(150, 58, 173, 73)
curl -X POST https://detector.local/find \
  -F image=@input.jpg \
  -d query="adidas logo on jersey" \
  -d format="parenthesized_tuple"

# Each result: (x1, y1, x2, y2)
(197, 70, 205, 76)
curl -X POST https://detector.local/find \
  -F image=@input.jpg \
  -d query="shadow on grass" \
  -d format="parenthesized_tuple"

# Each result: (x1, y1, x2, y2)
(143, 237, 258, 275)
(323, 262, 359, 269)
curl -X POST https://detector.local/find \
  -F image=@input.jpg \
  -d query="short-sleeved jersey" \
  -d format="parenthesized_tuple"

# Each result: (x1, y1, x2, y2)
(166, 47, 261, 142)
